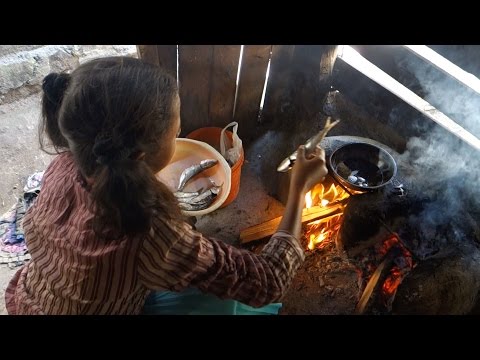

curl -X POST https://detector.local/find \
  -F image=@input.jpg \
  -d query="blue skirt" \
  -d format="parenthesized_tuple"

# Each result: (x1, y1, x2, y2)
(143, 288, 282, 315)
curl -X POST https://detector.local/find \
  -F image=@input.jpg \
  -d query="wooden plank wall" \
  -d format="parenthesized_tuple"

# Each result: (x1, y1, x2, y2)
(260, 45, 296, 127)
(137, 45, 337, 143)
(233, 45, 271, 141)
(137, 45, 177, 78)
(155, 45, 177, 78)
(178, 45, 214, 136)
(208, 45, 241, 128)
(136, 45, 159, 65)
(261, 45, 337, 133)
(257, 45, 339, 201)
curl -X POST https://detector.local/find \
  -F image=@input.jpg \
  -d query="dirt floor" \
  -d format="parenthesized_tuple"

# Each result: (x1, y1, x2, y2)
(0, 94, 54, 214)
(0, 267, 16, 315)
(280, 243, 359, 315)
(243, 232, 360, 315)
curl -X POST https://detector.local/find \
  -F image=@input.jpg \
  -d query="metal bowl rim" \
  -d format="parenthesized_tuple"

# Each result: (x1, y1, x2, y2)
(328, 142, 398, 191)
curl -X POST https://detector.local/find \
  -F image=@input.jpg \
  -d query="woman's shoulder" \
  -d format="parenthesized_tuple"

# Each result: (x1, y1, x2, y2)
(49, 151, 75, 168)
(43, 151, 77, 183)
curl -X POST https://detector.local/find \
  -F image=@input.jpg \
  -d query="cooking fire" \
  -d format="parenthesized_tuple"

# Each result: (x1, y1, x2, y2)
(303, 182, 349, 250)
(301, 176, 415, 313)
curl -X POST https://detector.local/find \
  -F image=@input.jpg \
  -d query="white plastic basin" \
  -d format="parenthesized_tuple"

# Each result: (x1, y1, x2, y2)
(156, 138, 232, 216)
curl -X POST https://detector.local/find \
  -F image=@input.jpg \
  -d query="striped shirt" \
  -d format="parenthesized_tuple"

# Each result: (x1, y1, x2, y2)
(5, 152, 305, 315)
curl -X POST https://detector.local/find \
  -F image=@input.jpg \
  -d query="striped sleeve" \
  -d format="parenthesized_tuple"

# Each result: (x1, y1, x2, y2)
(137, 218, 305, 308)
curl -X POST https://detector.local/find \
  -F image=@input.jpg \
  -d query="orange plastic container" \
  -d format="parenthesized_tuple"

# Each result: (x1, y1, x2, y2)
(186, 127, 244, 208)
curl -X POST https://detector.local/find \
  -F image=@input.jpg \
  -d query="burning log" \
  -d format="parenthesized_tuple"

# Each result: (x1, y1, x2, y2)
(240, 202, 346, 244)
(347, 229, 415, 314)
(355, 254, 392, 315)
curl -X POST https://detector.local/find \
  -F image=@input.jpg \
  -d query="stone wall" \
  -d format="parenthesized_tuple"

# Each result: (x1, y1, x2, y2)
(0, 45, 44, 57)
(0, 45, 138, 105)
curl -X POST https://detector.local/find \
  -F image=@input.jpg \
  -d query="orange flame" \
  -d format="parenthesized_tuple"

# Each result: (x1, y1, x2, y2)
(304, 183, 350, 250)
(305, 191, 313, 209)
(306, 183, 349, 209)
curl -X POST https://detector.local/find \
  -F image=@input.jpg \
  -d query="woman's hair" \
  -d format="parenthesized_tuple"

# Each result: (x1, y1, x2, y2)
(40, 56, 182, 237)
(40, 72, 71, 153)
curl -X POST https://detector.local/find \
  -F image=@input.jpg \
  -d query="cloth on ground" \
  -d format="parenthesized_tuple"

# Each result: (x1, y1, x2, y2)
(1, 171, 43, 268)
(0, 205, 16, 245)
(24, 172, 44, 192)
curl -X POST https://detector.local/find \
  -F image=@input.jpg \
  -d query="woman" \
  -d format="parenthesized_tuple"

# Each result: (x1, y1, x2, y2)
(5, 56, 328, 315)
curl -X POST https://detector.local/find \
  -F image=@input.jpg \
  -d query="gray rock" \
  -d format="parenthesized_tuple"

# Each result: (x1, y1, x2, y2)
(0, 45, 44, 57)
(0, 59, 36, 94)
(48, 49, 80, 73)
(0, 45, 137, 106)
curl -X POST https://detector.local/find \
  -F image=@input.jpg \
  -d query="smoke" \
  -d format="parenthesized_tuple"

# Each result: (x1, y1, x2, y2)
(390, 46, 480, 246)
(398, 46, 480, 137)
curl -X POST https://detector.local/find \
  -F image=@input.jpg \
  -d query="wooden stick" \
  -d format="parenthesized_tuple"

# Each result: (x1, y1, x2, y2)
(305, 117, 340, 153)
(240, 202, 346, 244)
(277, 117, 340, 172)
(354, 254, 392, 315)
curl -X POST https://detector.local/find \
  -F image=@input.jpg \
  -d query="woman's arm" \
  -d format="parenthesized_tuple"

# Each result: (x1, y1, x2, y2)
(139, 220, 305, 307)
(276, 182, 306, 241)
(277, 145, 328, 240)
(138, 145, 328, 307)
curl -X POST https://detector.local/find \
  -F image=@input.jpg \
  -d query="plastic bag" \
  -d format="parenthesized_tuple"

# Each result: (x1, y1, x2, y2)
(220, 122, 243, 167)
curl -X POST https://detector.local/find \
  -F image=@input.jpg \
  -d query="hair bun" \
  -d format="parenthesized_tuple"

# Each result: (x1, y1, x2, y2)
(42, 72, 71, 105)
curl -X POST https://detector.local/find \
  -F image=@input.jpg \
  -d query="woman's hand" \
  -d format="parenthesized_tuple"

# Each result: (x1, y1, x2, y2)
(276, 144, 328, 242)
(290, 145, 328, 194)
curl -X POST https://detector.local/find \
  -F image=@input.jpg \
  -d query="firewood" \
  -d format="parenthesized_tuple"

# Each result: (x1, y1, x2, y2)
(240, 202, 346, 244)
(354, 253, 393, 315)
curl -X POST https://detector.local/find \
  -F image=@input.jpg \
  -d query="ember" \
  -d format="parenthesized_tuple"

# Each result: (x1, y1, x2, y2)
(355, 233, 415, 313)
(379, 234, 414, 309)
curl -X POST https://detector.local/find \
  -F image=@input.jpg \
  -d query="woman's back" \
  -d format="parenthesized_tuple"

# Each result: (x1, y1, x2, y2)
(6, 151, 308, 315)
(6, 153, 148, 314)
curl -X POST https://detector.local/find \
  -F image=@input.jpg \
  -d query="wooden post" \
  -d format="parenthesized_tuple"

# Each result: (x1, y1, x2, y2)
(136, 45, 177, 79)
(261, 45, 338, 130)
(136, 45, 159, 65)
(260, 45, 296, 127)
(233, 45, 272, 142)
(208, 45, 241, 128)
(156, 45, 177, 79)
(178, 45, 214, 136)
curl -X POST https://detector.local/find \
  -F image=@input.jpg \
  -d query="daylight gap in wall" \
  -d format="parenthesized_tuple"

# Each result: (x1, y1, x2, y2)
(232, 45, 245, 119)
